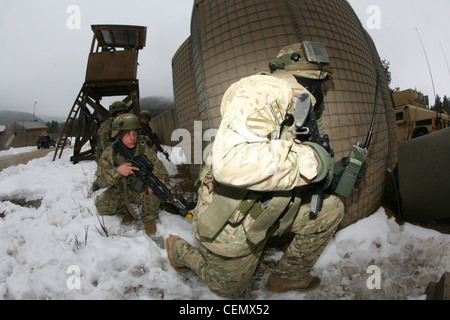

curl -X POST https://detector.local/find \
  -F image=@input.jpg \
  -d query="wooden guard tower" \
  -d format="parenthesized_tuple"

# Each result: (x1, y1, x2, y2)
(53, 24, 147, 163)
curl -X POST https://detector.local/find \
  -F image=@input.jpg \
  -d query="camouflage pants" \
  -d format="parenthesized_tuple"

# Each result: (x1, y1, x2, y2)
(173, 194, 344, 297)
(95, 186, 161, 223)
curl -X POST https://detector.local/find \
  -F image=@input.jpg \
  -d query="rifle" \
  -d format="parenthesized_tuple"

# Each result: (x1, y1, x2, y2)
(76, 100, 101, 128)
(140, 122, 171, 162)
(114, 139, 193, 219)
(293, 92, 334, 219)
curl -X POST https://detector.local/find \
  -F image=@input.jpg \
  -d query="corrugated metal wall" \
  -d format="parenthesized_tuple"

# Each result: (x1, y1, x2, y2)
(171, 37, 202, 165)
(0, 133, 42, 149)
(149, 108, 177, 146)
(171, 0, 398, 227)
(172, 38, 199, 132)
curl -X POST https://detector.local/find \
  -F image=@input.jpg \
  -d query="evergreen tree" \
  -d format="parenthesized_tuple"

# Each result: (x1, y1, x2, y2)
(432, 95, 443, 112)
(381, 58, 400, 94)
(46, 120, 61, 134)
(442, 95, 450, 113)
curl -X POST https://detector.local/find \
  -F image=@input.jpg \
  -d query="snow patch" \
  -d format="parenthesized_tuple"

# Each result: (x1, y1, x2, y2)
(0, 146, 449, 299)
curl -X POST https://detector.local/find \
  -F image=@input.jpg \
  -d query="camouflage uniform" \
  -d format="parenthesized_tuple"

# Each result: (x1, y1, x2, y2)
(95, 118, 113, 161)
(95, 121, 168, 225)
(95, 101, 128, 162)
(167, 44, 344, 297)
(175, 193, 343, 296)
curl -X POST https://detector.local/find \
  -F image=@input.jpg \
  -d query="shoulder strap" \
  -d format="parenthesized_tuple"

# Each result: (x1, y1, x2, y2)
(135, 138, 147, 156)
(122, 177, 140, 218)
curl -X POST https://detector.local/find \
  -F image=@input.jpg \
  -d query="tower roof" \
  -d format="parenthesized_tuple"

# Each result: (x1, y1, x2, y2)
(91, 25, 147, 50)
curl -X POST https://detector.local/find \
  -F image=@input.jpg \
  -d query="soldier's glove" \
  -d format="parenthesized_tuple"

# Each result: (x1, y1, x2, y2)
(303, 142, 334, 190)
(329, 157, 368, 193)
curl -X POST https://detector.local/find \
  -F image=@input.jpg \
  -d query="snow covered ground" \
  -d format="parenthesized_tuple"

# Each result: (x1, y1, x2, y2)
(0, 145, 448, 300)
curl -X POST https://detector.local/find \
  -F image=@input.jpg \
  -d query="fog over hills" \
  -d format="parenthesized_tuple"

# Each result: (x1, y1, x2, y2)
(0, 96, 174, 126)
(139, 96, 174, 117)
(0, 110, 47, 126)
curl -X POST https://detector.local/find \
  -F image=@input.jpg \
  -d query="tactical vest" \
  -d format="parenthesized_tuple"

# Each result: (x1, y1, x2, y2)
(110, 137, 150, 218)
(194, 71, 313, 257)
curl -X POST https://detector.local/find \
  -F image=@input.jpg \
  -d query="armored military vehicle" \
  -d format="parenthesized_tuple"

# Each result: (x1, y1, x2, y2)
(393, 89, 450, 141)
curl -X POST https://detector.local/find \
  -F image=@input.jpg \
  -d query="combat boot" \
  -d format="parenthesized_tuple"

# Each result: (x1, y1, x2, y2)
(144, 221, 157, 236)
(266, 273, 321, 292)
(122, 211, 134, 225)
(165, 235, 188, 272)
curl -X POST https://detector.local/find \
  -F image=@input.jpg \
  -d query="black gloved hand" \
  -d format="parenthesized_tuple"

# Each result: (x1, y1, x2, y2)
(354, 162, 369, 188)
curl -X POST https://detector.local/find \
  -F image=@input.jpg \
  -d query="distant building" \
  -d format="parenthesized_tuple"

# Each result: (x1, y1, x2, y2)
(6, 121, 47, 135)
(1, 121, 48, 150)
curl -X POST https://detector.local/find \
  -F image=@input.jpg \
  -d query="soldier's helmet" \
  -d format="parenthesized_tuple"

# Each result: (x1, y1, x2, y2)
(269, 43, 331, 80)
(111, 114, 141, 138)
(109, 101, 128, 115)
(139, 110, 152, 121)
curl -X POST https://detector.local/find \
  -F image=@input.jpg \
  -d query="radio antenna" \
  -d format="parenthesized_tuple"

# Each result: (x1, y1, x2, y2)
(416, 27, 437, 104)
(439, 41, 450, 80)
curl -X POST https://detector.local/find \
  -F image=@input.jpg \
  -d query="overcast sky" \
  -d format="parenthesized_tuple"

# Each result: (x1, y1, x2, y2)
(0, 0, 449, 119)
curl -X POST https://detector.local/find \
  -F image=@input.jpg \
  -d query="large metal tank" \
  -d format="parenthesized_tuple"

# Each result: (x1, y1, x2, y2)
(398, 128, 450, 222)
(172, 38, 198, 132)
(172, 0, 398, 227)
(172, 37, 204, 165)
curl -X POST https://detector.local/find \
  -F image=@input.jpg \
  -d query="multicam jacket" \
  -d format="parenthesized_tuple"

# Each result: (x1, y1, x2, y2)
(193, 70, 332, 258)
(96, 118, 114, 158)
(212, 70, 323, 190)
(95, 137, 168, 191)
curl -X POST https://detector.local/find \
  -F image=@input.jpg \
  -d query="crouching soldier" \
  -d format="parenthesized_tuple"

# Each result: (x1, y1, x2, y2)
(95, 114, 168, 236)
(95, 101, 128, 162)
(165, 43, 345, 297)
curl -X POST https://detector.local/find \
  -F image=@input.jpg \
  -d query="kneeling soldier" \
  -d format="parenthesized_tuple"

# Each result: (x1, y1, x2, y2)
(95, 114, 168, 236)
(165, 43, 345, 297)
